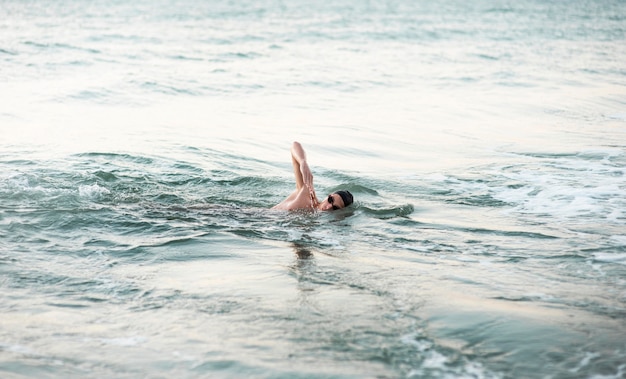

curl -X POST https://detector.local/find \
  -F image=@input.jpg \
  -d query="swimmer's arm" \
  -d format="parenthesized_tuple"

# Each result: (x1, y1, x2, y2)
(291, 141, 313, 191)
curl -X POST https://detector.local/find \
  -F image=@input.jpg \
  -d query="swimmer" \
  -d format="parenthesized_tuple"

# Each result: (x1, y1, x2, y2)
(272, 141, 353, 211)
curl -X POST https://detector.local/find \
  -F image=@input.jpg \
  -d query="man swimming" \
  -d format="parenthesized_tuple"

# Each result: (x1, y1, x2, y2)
(272, 141, 354, 211)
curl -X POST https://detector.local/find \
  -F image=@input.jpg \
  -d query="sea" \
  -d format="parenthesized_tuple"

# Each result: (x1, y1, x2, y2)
(1, 0, 625, 378)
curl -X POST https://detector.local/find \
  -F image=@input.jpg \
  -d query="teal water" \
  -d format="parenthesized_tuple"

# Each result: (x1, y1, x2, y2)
(2, 0, 626, 378)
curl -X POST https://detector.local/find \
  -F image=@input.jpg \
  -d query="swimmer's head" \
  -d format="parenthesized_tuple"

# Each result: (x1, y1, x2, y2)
(319, 190, 353, 211)
(335, 190, 353, 208)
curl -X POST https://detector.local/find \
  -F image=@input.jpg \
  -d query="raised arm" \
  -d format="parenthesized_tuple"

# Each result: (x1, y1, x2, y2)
(291, 141, 313, 190)
(291, 141, 318, 207)
(272, 141, 320, 210)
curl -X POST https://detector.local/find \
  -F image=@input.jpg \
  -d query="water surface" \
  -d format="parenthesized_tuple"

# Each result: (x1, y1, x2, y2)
(1, 0, 626, 378)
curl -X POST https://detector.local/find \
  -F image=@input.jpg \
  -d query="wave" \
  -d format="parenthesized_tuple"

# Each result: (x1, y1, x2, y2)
(360, 204, 414, 219)
(0, 48, 17, 55)
(75, 152, 155, 165)
(23, 41, 101, 54)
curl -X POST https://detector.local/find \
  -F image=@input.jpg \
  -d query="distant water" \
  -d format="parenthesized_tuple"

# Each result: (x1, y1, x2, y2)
(1, 0, 626, 378)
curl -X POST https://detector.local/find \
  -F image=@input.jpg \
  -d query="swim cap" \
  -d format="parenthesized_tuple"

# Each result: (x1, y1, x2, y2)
(335, 190, 353, 207)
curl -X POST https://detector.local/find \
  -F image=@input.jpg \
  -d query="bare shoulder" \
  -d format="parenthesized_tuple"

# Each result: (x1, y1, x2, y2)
(272, 187, 314, 211)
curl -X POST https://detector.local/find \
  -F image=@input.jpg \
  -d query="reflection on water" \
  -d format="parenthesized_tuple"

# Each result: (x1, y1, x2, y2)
(293, 243, 315, 260)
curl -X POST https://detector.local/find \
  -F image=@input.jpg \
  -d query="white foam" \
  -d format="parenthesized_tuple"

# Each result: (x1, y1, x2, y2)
(78, 183, 110, 199)
(422, 350, 448, 369)
(99, 336, 146, 346)
(6, 175, 30, 190)
(488, 156, 626, 224)
(423, 149, 626, 228)
(400, 332, 432, 351)
(2, 174, 71, 198)
(5, 175, 48, 194)
(593, 252, 626, 265)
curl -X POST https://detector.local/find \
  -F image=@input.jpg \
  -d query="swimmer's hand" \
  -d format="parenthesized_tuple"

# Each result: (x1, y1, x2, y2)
(300, 161, 314, 190)
(291, 141, 318, 209)
(307, 183, 318, 208)
(300, 161, 318, 208)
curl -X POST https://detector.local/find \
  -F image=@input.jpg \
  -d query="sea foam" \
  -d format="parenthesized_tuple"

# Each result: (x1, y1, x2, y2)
(78, 183, 110, 199)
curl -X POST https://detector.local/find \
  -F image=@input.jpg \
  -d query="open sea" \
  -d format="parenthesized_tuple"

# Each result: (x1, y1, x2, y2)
(1, 0, 626, 378)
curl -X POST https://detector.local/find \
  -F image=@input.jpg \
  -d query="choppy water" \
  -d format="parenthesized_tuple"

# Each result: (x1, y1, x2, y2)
(2, 0, 626, 378)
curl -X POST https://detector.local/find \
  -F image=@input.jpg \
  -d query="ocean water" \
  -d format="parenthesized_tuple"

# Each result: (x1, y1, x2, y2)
(1, 0, 626, 378)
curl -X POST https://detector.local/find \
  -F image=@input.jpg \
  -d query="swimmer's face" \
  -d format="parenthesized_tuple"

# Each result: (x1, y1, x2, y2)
(319, 193, 345, 211)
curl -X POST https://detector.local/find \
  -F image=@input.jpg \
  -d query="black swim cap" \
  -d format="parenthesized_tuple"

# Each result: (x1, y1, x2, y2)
(335, 190, 353, 208)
